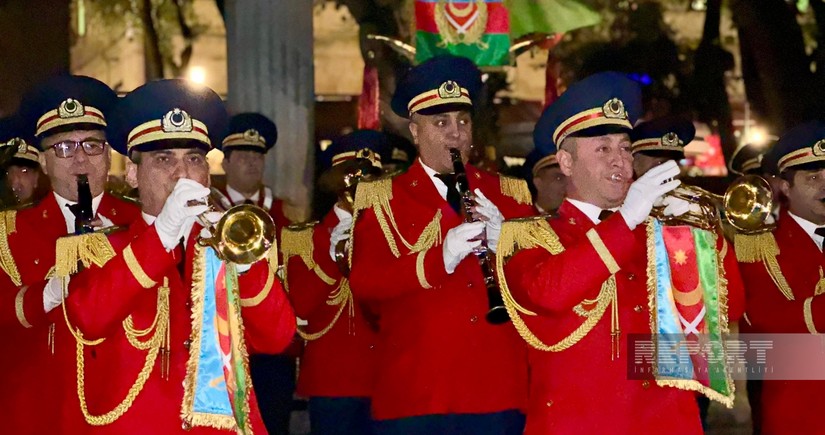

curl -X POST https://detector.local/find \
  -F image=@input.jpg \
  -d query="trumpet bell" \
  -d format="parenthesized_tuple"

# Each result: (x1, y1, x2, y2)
(723, 174, 774, 233)
(211, 204, 277, 265)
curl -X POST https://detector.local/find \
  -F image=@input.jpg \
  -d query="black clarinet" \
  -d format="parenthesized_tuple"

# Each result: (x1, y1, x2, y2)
(68, 174, 95, 235)
(449, 148, 509, 325)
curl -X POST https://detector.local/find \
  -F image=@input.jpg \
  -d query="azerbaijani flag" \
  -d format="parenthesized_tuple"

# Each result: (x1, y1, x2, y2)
(505, 0, 601, 38)
(648, 220, 735, 406)
(415, 0, 510, 66)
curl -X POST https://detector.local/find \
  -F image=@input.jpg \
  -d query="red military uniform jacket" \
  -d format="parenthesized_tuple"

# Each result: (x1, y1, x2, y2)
(60, 218, 296, 433)
(285, 208, 378, 398)
(504, 201, 745, 434)
(349, 160, 535, 420)
(212, 185, 292, 231)
(737, 210, 825, 434)
(0, 192, 140, 434)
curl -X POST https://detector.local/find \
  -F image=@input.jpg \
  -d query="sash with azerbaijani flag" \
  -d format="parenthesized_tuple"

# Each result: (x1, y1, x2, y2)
(647, 220, 735, 406)
(181, 245, 254, 433)
(415, 0, 511, 66)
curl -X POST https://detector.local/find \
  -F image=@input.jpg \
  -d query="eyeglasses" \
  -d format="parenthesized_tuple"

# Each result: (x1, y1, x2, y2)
(50, 139, 108, 158)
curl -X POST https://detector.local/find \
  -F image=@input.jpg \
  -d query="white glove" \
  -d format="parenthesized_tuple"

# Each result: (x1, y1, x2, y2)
(155, 179, 210, 251)
(620, 160, 681, 229)
(328, 205, 353, 262)
(473, 188, 503, 254)
(442, 221, 484, 274)
(660, 196, 702, 217)
(43, 276, 66, 313)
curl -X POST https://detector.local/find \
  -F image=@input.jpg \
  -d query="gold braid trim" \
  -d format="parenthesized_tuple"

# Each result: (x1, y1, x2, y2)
(281, 224, 336, 287)
(0, 210, 21, 286)
(297, 279, 354, 341)
(123, 245, 156, 289)
(55, 233, 116, 278)
(15, 285, 32, 328)
(495, 217, 619, 351)
(416, 251, 432, 289)
(74, 281, 169, 426)
(499, 176, 532, 205)
(804, 296, 820, 334)
(717, 234, 731, 333)
(734, 232, 794, 301)
(497, 217, 564, 316)
(240, 270, 274, 307)
(586, 228, 620, 274)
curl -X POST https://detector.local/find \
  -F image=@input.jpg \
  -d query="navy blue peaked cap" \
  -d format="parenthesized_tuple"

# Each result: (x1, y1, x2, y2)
(630, 116, 694, 156)
(19, 74, 118, 147)
(391, 55, 483, 118)
(107, 79, 228, 156)
(533, 71, 643, 155)
(0, 115, 39, 165)
(318, 130, 387, 192)
(768, 120, 825, 173)
(219, 112, 277, 154)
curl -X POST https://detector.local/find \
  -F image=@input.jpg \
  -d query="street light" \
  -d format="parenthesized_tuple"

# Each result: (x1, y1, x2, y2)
(188, 66, 207, 85)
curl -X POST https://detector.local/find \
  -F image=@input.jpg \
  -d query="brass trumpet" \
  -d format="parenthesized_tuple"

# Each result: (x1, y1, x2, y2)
(196, 202, 277, 265)
(651, 175, 774, 233)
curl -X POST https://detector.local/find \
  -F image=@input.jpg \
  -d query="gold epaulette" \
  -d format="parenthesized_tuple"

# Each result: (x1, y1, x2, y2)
(0, 210, 21, 286)
(54, 232, 116, 278)
(500, 175, 532, 205)
(497, 215, 563, 258)
(280, 221, 336, 288)
(733, 232, 794, 300)
(353, 174, 394, 213)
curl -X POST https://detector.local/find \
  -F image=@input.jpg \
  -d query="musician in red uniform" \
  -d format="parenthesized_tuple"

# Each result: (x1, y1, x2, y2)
(284, 130, 388, 434)
(0, 116, 44, 207)
(214, 112, 292, 229)
(735, 120, 825, 434)
(523, 149, 565, 214)
(500, 72, 745, 434)
(630, 115, 693, 177)
(57, 79, 296, 433)
(348, 55, 535, 435)
(213, 111, 299, 434)
(0, 75, 141, 434)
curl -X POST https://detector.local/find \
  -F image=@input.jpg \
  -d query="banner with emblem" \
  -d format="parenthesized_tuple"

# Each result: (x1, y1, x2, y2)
(415, 0, 510, 66)
(646, 220, 735, 406)
(182, 246, 254, 433)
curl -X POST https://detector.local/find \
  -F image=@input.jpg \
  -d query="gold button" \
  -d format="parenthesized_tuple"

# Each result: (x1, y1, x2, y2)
(642, 380, 650, 389)
(369, 345, 375, 350)
(634, 305, 643, 313)
(183, 339, 191, 350)
(627, 273, 635, 281)
(182, 421, 191, 430)
(546, 400, 553, 407)
(34, 259, 39, 265)
(470, 315, 478, 323)
(467, 282, 474, 288)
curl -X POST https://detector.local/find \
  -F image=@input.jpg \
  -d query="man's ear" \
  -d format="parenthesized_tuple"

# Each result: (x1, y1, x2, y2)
(38, 152, 48, 176)
(125, 158, 139, 189)
(408, 120, 420, 146)
(778, 176, 791, 199)
(557, 149, 574, 177)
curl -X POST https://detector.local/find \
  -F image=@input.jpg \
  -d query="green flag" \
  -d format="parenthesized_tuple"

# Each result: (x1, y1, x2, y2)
(506, 0, 601, 38)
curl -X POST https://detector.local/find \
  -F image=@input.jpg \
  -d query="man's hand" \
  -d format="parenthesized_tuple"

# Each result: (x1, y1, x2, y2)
(620, 160, 681, 229)
(660, 195, 702, 217)
(328, 205, 353, 262)
(155, 179, 210, 251)
(472, 188, 503, 253)
(442, 221, 484, 274)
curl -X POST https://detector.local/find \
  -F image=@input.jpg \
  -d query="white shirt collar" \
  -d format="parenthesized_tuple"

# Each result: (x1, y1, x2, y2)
(54, 191, 104, 233)
(226, 185, 259, 205)
(788, 212, 824, 252)
(419, 158, 449, 200)
(565, 198, 619, 224)
(142, 212, 156, 225)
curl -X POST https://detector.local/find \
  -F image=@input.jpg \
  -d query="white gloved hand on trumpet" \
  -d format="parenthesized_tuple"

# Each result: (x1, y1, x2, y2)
(155, 178, 210, 251)
(620, 160, 681, 230)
